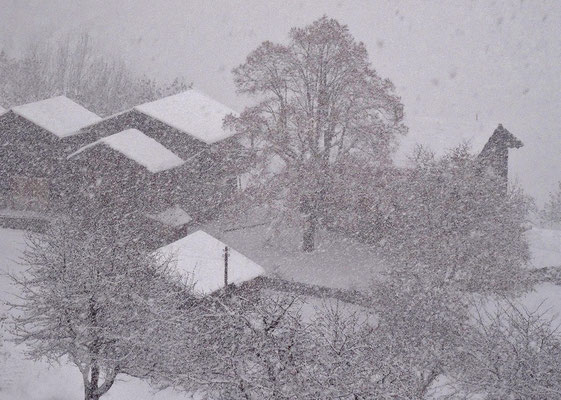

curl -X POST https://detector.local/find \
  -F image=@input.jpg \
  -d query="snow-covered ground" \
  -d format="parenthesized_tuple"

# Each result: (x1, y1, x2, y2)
(2, 225, 561, 399)
(525, 226, 561, 269)
(203, 221, 384, 291)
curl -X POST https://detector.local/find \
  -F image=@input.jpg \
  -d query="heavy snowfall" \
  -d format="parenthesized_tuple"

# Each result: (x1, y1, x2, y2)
(1, 1, 561, 399)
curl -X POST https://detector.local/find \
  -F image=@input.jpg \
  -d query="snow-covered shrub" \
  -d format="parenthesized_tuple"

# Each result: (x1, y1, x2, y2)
(378, 145, 532, 294)
(541, 181, 561, 229)
(151, 291, 311, 399)
(450, 300, 561, 399)
(157, 287, 460, 400)
(303, 302, 387, 398)
(370, 272, 471, 399)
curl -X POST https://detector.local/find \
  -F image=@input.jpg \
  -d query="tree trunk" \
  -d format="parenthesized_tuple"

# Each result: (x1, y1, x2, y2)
(84, 386, 100, 400)
(80, 362, 117, 400)
(303, 209, 317, 252)
(84, 364, 100, 400)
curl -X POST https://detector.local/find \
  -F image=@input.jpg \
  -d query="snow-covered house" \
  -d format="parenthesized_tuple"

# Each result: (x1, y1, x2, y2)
(0, 96, 101, 209)
(66, 128, 196, 245)
(72, 89, 248, 220)
(155, 230, 265, 296)
(75, 89, 243, 165)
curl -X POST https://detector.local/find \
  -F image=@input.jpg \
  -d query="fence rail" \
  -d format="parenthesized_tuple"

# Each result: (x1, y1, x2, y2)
(240, 276, 373, 308)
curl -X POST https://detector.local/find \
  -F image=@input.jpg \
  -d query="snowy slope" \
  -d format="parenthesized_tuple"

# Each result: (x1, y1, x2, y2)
(155, 230, 265, 295)
(0, 105, 6, 115)
(135, 90, 237, 144)
(203, 221, 383, 291)
(524, 227, 561, 269)
(11, 96, 101, 138)
(70, 128, 185, 173)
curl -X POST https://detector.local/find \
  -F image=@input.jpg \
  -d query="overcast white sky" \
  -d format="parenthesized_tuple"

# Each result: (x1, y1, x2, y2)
(0, 0, 560, 204)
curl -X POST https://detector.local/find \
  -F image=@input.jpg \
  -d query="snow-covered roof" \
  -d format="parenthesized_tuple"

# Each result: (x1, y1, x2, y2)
(11, 96, 101, 138)
(155, 230, 265, 296)
(134, 89, 237, 145)
(69, 129, 184, 173)
(147, 205, 193, 227)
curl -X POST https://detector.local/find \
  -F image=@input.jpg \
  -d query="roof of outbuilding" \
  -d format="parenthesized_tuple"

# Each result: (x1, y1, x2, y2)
(155, 230, 265, 296)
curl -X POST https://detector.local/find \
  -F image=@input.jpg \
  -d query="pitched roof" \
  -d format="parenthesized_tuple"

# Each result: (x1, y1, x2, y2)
(134, 89, 237, 145)
(11, 96, 101, 138)
(147, 205, 193, 227)
(155, 230, 265, 296)
(69, 128, 184, 173)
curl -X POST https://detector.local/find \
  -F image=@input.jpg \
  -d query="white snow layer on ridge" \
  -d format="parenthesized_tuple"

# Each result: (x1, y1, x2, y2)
(11, 96, 101, 138)
(101, 129, 184, 172)
(135, 89, 237, 145)
(147, 205, 192, 227)
(156, 230, 265, 295)
(69, 129, 185, 173)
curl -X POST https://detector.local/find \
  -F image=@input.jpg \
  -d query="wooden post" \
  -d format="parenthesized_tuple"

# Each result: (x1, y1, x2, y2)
(224, 245, 229, 290)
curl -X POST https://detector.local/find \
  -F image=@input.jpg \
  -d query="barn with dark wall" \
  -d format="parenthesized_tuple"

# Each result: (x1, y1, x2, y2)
(0, 96, 101, 210)
(70, 89, 249, 222)
(65, 128, 194, 247)
(0, 90, 249, 245)
(476, 123, 523, 194)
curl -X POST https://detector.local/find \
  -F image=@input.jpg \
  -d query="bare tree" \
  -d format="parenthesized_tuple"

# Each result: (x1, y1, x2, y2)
(0, 33, 189, 116)
(153, 291, 310, 399)
(227, 16, 406, 251)
(154, 287, 449, 400)
(371, 273, 471, 399)
(304, 301, 399, 399)
(450, 300, 561, 400)
(8, 216, 193, 400)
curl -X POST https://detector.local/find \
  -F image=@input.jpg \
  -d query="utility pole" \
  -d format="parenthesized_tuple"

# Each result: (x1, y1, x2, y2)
(224, 245, 229, 290)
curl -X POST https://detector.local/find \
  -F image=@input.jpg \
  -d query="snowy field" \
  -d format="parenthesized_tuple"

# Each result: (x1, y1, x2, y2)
(203, 221, 384, 291)
(1, 225, 561, 399)
(525, 227, 561, 269)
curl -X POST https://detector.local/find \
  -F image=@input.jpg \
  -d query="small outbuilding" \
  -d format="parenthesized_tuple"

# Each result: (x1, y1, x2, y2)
(155, 230, 266, 296)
